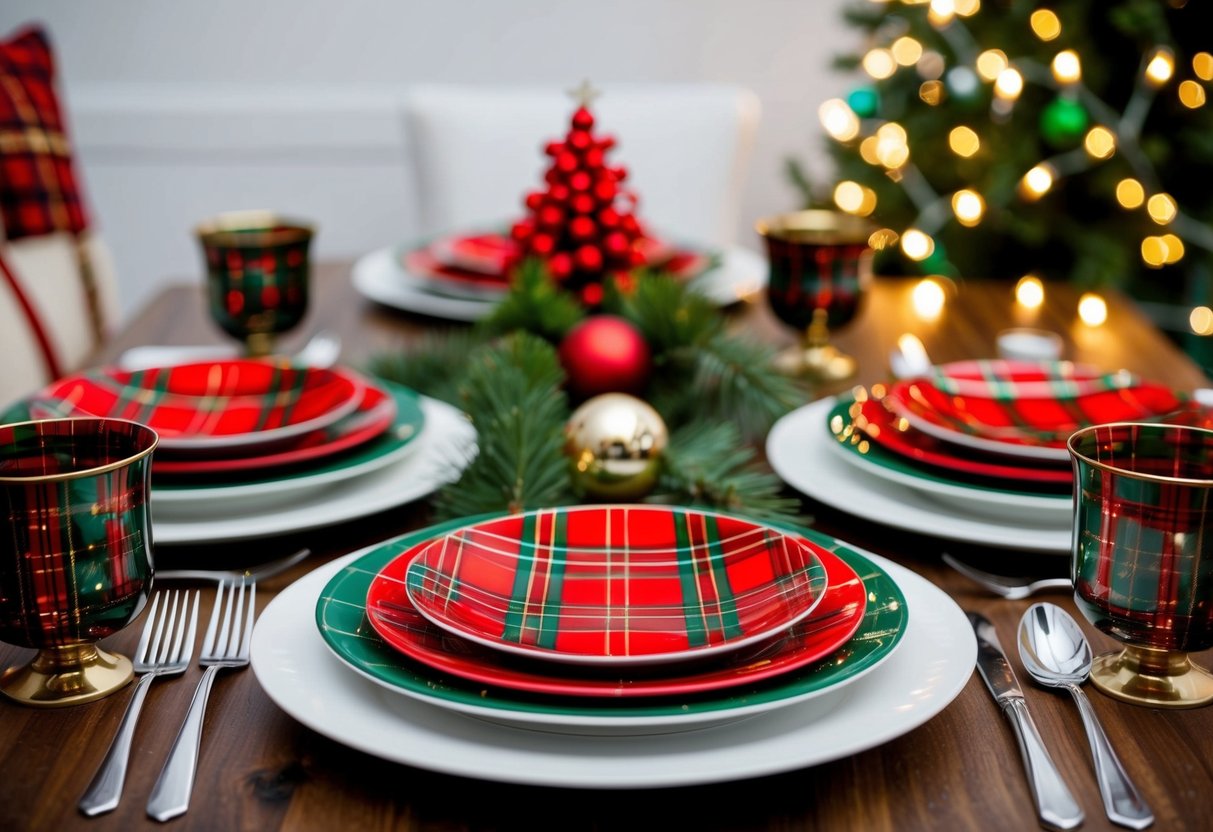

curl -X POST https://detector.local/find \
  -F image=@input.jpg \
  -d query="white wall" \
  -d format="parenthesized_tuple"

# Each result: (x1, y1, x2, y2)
(0, 0, 856, 319)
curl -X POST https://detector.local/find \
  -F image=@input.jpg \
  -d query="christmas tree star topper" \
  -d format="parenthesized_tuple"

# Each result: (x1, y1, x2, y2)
(567, 79, 600, 108)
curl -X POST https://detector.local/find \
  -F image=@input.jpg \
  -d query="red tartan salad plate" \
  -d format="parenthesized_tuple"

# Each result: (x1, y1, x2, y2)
(847, 395, 1072, 487)
(364, 521, 864, 698)
(30, 360, 364, 453)
(150, 379, 401, 476)
(396, 506, 829, 667)
(884, 360, 1185, 462)
(399, 231, 714, 300)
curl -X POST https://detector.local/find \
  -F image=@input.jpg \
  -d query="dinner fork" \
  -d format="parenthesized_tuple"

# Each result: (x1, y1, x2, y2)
(79, 589, 200, 817)
(146, 579, 256, 823)
(942, 553, 1072, 600)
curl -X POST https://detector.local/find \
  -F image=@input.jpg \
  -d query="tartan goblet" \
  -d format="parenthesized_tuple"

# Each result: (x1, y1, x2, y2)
(1069, 422, 1213, 708)
(0, 418, 157, 707)
(755, 210, 874, 382)
(196, 210, 314, 358)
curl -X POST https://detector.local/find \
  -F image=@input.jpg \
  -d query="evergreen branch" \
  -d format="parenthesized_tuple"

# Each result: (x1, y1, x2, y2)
(434, 332, 575, 519)
(604, 271, 723, 355)
(653, 420, 805, 524)
(480, 258, 586, 343)
(366, 328, 488, 407)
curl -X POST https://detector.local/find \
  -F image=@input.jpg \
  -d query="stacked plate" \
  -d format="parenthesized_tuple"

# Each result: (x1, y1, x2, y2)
(351, 227, 768, 321)
(767, 359, 1200, 554)
(1, 359, 476, 544)
(251, 505, 977, 788)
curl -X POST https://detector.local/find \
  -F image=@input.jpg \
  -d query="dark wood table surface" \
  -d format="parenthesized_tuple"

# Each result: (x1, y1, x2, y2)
(3, 262, 1212, 832)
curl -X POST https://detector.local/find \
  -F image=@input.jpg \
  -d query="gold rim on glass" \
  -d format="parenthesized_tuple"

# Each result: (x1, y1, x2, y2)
(755, 209, 875, 246)
(0, 417, 159, 483)
(195, 209, 315, 248)
(1067, 421, 1213, 487)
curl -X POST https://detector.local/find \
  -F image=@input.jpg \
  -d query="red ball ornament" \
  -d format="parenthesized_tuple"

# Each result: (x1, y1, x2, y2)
(584, 147, 605, 169)
(598, 135, 616, 151)
(598, 208, 620, 229)
(556, 152, 579, 174)
(538, 205, 565, 229)
(510, 220, 534, 242)
(603, 231, 630, 257)
(593, 179, 618, 203)
(567, 129, 592, 151)
(530, 233, 556, 257)
(569, 216, 598, 241)
(548, 252, 573, 281)
(558, 315, 652, 399)
(549, 184, 571, 203)
(570, 193, 597, 215)
(524, 191, 546, 212)
(569, 171, 592, 192)
(574, 244, 604, 273)
(544, 141, 564, 157)
(572, 106, 595, 130)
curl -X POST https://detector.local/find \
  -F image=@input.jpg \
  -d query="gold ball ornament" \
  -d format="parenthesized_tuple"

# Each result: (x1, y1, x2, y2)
(564, 393, 668, 500)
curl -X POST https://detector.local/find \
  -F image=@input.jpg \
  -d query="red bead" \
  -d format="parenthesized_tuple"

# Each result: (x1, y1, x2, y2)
(593, 179, 617, 203)
(556, 152, 579, 173)
(510, 220, 535, 241)
(598, 208, 620, 229)
(569, 171, 592, 192)
(544, 141, 564, 156)
(628, 248, 646, 266)
(549, 184, 571, 203)
(567, 130, 592, 151)
(584, 148, 605, 169)
(574, 244, 603, 272)
(598, 135, 616, 151)
(570, 193, 597, 215)
(620, 215, 641, 235)
(524, 191, 546, 212)
(548, 252, 573, 281)
(612, 165, 628, 182)
(572, 107, 594, 130)
(530, 233, 556, 256)
(603, 231, 629, 256)
(569, 216, 597, 241)
(580, 283, 605, 308)
(544, 169, 562, 185)
(538, 205, 564, 229)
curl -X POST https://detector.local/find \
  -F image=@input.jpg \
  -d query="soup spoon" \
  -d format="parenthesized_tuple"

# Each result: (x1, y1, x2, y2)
(1018, 602, 1154, 829)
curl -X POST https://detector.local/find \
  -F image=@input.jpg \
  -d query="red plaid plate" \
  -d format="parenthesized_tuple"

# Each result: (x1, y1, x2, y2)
(365, 523, 864, 697)
(851, 396, 1072, 487)
(151, 380, 397, 476)
(33, 360, 364, 454)
(922, 359, 1134, 398)
(884, 368, 1184, 462)
(398, 506, 829, 667)
(399, 232, 715, 300)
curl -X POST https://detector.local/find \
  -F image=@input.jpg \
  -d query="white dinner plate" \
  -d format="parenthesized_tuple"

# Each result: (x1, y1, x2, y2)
(351, 244, 766, 322)
(766, 397, 1073, 554)
(152, 396, 475, 544)
(250, 547, 975, 789)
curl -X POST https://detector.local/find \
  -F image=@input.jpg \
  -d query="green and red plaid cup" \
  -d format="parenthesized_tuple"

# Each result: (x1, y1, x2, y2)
(196, 211, 314, 356)
(0, 418, 157, 650)
(1069, 422, 1213, 654)
(755, 209, 873, 332)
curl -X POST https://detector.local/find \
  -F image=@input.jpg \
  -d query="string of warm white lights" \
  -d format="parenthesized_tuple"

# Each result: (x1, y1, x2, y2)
(818, 0, 1213, 330)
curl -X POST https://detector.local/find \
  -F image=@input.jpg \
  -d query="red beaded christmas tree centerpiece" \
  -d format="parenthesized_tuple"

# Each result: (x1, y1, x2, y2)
(509, 81, 653, 307)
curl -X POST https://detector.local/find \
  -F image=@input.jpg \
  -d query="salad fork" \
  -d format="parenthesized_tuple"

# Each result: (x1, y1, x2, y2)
(79, 589, 200, 817)
(146, 579, 256, 823)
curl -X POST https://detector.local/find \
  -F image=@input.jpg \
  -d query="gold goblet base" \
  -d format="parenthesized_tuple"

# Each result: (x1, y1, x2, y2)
(0, 644, 133, 708)
(243, 330, 276, 358)
(773, 343, 858, 383)
(1090, 644, 1213, 709)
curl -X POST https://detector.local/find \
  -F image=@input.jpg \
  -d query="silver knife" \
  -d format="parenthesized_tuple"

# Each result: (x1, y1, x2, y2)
(969, 612, 1085, 830)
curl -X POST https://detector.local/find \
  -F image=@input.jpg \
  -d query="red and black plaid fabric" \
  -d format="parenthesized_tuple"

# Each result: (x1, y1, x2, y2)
(0, 24, 89, 239)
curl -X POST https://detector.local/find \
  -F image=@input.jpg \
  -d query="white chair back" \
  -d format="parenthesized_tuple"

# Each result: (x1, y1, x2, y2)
(404, 84, 760, 250)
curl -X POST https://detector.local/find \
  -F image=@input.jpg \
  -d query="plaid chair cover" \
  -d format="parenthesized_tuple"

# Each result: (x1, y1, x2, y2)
(0, 24, 112, 403)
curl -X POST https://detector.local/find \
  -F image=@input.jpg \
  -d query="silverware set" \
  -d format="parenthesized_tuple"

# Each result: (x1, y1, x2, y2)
(969, 605, 1154, 830)
(78, 578, 258, 822)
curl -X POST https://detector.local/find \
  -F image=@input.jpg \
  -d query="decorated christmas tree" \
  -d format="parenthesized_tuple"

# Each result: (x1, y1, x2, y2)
(508, 81, 652, 307)
(792, 0, 1213, 367)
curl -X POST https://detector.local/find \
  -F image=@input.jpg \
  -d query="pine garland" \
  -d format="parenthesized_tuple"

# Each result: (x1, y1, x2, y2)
(368, 262, 808, 522)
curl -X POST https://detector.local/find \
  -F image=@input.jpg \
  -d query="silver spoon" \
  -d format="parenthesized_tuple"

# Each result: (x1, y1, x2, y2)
(1018, 602, 1154, 829)
(943, 553, 1072, 600)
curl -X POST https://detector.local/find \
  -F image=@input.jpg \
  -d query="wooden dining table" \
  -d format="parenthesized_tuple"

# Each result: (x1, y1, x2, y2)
(3, 260, 1212, 832)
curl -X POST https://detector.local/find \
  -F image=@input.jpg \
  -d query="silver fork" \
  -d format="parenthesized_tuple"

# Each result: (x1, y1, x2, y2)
(942, 553, 1072, 600)
(146, 579, 256, 823)
(79, 590, 200, 817)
